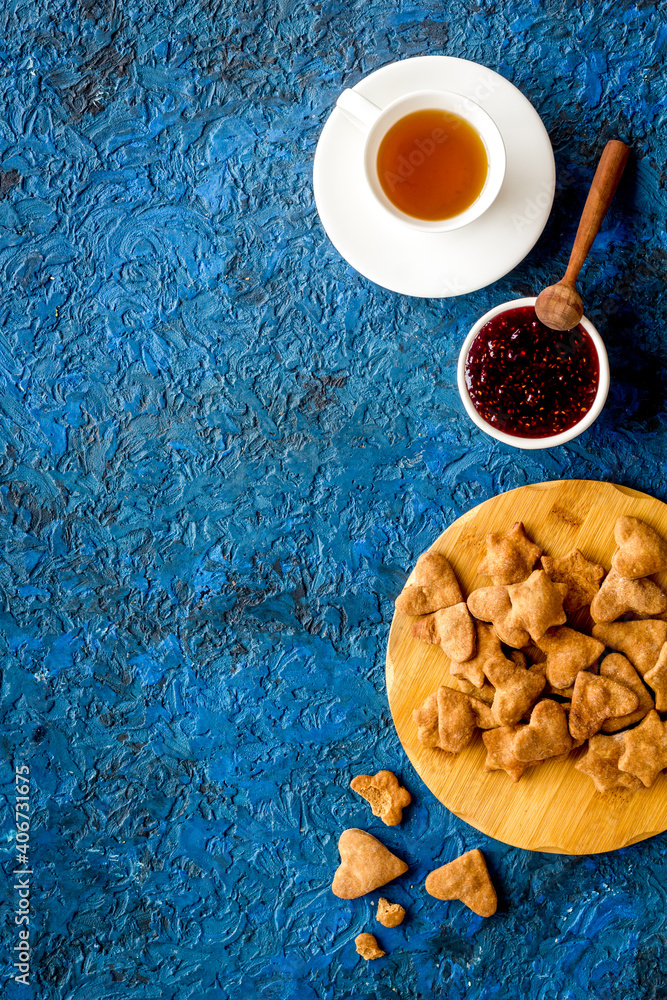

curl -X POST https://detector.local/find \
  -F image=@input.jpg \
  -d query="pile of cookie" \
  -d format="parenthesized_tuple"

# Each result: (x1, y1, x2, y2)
(396, 516, 667, 791)
(332, 770, 497, 961)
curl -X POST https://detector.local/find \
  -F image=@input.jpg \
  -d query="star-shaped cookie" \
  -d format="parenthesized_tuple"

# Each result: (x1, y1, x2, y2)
(478, 521, 542, 586)
(541, 548, 605, 613)
(618, 710, 667, 787)
(507, 570, 568, 641)
(350, 770, 412, 826)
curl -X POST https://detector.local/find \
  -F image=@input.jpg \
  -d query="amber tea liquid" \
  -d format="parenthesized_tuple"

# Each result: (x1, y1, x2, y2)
(376, 109, 489, 221)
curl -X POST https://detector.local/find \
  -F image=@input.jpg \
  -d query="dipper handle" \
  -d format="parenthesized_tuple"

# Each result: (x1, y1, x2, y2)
(563, 140, 630, 286)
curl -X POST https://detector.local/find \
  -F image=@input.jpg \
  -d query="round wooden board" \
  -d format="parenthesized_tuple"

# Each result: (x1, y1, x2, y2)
(386, 479, 667, 855)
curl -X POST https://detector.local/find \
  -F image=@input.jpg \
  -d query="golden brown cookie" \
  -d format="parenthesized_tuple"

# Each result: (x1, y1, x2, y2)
(592, 620, 667, 676)
(395, 551, 463, 616)
(425, 849, 497, 917)
(568, 671, 639, 741)
(467, 586, 530, 648)
(618, 710, 667, 787)
(355, 933, 385, 960)
(541, 548, 605, 613)
(484, 654, 546, 727)
(590, 569, 667, 623)
(599, 653, 654, 732)
(449, 621, 503, 688)
(512, 699, 573, 761)
(479, 521, 542, 586)
(482, 725, 542, 781)
(535, 626, 605, 689)
(611, 516, 667, 579)
(350, 771, 412, 826)
(413, 686, 497, 753)
(376, 897, 405, 928)
(410, 602, 476, 662)
(332, 829, 408, 899)
(448, 676, 496, 704)
(643, 643, 667, 712)
(575, 733, 643, 792)
(507, 570, 568, 641)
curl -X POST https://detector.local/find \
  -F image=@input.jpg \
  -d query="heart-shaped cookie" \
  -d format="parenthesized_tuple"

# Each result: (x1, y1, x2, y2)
(482, 725, 543, 782)
(332, 829, 408, 899)
(611, 516, 667, 579)
(425, 848, 497, 917)
(395, 551, 463, 616)
(600, 653, 654, 730)
(513, 699, 572, 762)
(413, 686, 498, 754)
(536, 626, 604, 689)
(467, 586, 530, 648)
(411, 602, 476, 662)
(569, 671, 639, 741)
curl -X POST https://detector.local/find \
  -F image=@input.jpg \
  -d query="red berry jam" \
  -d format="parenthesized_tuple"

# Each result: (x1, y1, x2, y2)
(464, 305, 600, 438)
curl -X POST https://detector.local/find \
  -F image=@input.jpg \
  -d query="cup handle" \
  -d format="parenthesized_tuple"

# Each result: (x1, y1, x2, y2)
(336, 89, 382, 131)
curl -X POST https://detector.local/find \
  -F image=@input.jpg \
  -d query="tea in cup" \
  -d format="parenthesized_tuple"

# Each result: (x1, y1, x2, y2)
(336, 88, 506, 232)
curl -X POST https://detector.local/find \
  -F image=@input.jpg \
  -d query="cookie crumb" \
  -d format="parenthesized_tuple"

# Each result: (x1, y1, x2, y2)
(355, 932, 385, 960)
(377, 897, 405, 927)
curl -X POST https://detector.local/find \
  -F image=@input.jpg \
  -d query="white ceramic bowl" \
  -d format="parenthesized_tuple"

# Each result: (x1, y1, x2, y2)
(457, 297, 610, 449)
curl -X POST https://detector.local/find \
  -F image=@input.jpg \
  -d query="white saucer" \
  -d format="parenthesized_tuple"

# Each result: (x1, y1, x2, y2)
(313, 56, 555, 298)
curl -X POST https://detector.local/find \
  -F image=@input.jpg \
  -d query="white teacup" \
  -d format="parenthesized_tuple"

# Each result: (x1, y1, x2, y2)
(336, 88, 506, 233)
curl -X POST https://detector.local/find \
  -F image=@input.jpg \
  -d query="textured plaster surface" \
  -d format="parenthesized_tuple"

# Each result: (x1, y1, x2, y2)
(1, 1, 667, 998)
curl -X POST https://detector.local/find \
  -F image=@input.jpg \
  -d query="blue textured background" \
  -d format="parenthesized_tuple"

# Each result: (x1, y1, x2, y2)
(1, 1, 667, 998)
